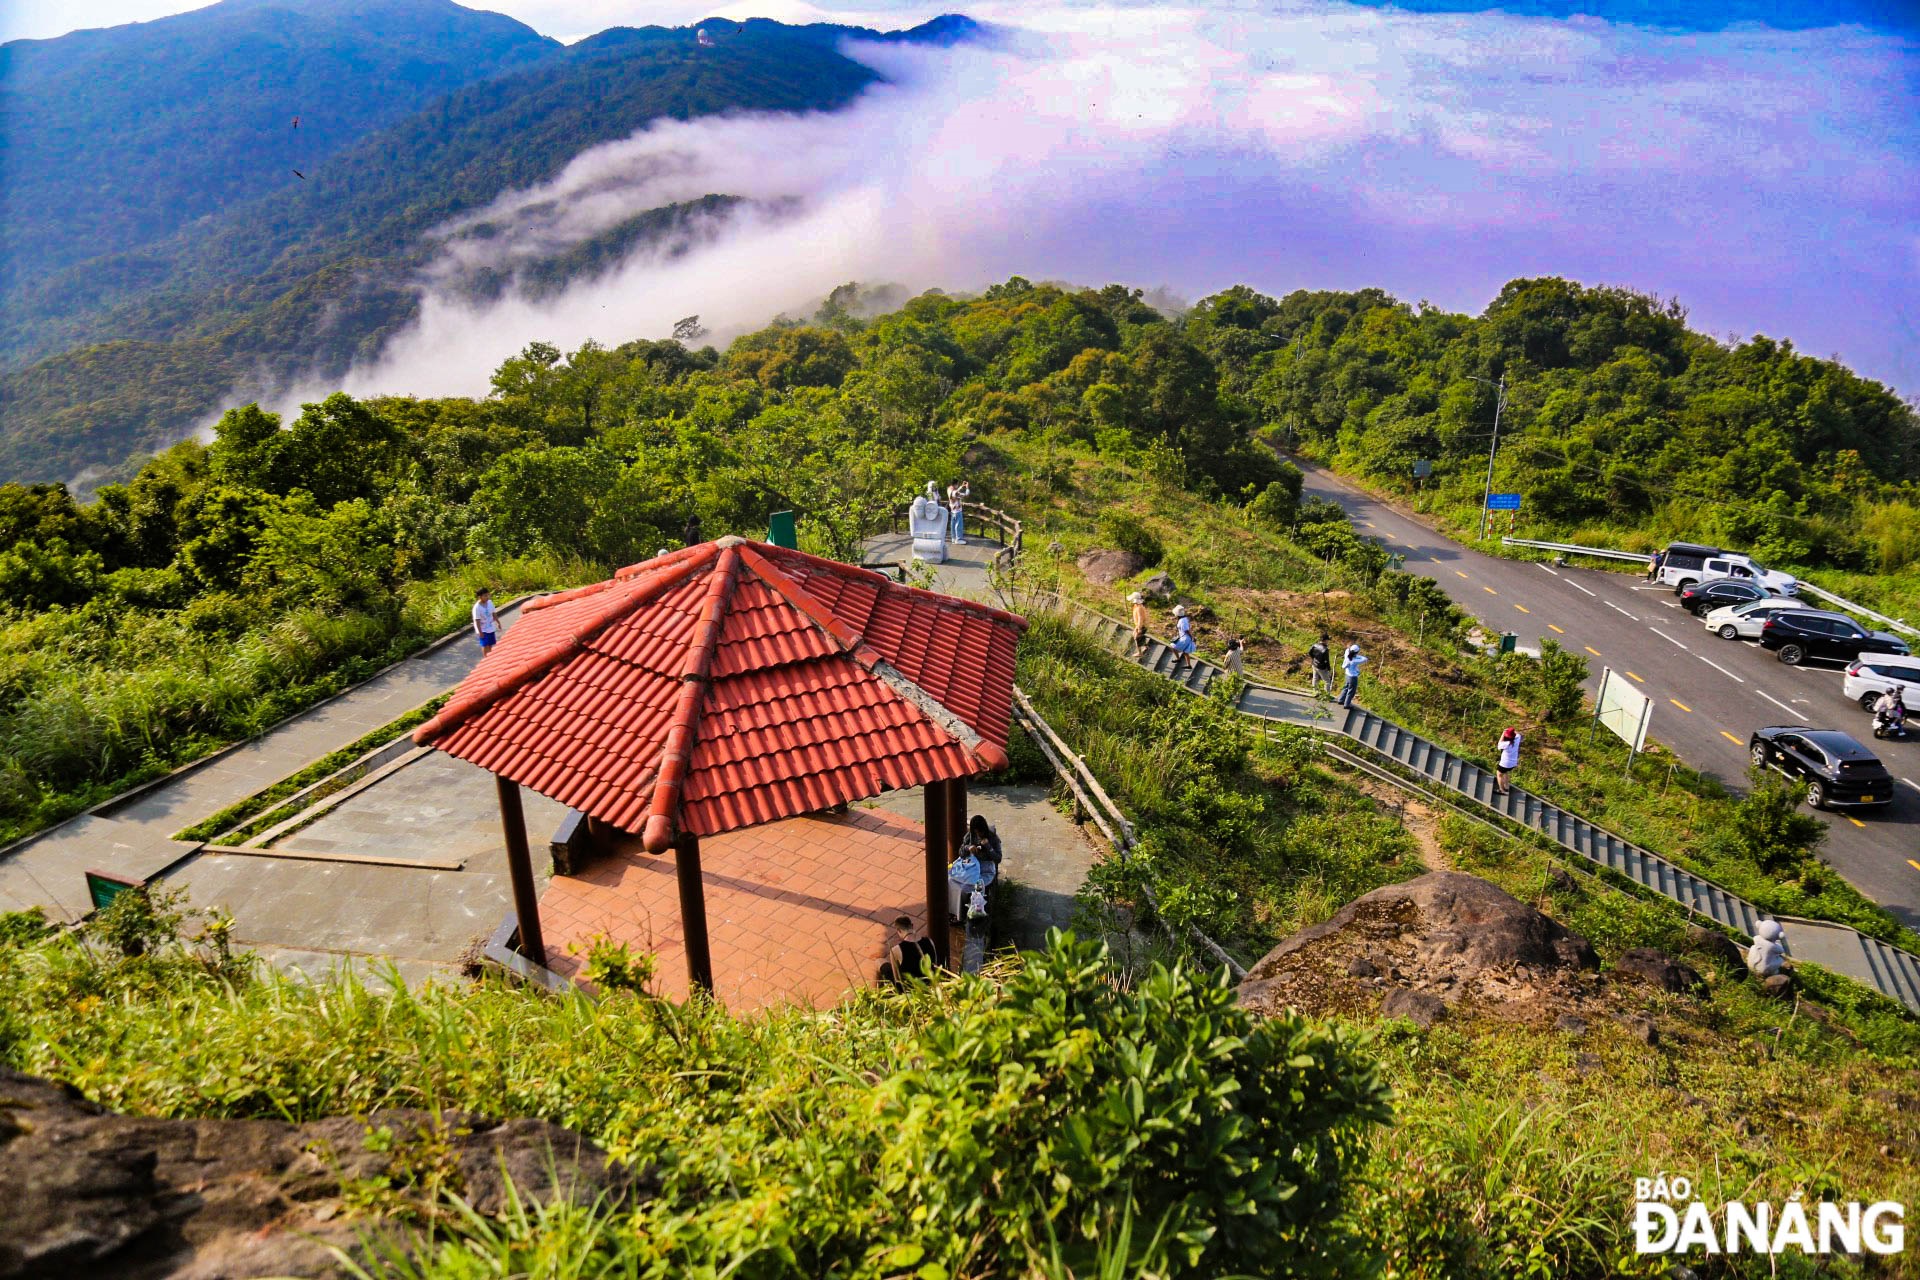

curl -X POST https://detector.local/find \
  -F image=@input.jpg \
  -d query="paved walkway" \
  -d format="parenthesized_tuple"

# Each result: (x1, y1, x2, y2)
(0, 602, 528, 963)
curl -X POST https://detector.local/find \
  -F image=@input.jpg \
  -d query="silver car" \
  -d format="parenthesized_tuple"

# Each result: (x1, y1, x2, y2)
(1702, 597, 1797, 641)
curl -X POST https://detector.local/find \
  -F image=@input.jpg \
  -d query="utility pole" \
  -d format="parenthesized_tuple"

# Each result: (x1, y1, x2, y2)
(1469, 373, 1507, 541)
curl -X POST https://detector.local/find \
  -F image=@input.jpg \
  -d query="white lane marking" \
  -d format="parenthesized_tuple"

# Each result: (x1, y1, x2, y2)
(1695, 655, 1746, 683)
(1569, 581, 1597, 597)
(1758, 690, 1798, 715)
(1904, 778, 1920, 793)
(1649, 627, 1690, 651)
(1533, 563, 1561, 577)
(1660, 600, 1680, 609)
(1607, 601, 1639, 620)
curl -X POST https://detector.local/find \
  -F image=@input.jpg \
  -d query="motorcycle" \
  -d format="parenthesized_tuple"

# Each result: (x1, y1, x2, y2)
(1872, 710, 1911, 741)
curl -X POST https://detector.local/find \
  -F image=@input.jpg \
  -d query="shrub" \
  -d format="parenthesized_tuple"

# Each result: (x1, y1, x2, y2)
(1534, 638, 1590, 722)
(1246, 463, 1304, 528)
(1731, 768, 1826, 875)
(1098, 510, 1163, 564)
(881, 931, 1390, 1277)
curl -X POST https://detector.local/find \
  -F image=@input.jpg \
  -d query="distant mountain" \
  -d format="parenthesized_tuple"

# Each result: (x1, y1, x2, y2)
(0, 8, 980, 482)
(0, 0, 561, 296)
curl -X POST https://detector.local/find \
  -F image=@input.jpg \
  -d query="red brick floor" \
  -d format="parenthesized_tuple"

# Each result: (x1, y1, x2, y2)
(538, 807, 932, 1011)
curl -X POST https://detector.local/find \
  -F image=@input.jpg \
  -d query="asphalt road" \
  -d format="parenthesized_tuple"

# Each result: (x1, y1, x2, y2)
(1294, 458, 1920, 932)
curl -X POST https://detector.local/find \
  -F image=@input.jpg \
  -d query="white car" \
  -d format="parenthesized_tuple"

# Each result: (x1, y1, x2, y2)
(1702, 598, 1799, 641)
(1658, 543, 1799, 596)
(1844, 654, 1920, 710)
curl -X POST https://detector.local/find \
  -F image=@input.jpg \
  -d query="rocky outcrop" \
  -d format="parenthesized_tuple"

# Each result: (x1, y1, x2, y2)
(1238, 872, 1599, 1027)
(1074, 549, 1146, 585)
(0, 1069, 649, 1280)
(1612, 948, 1704, 995)
(1137, 572, 1176, 602)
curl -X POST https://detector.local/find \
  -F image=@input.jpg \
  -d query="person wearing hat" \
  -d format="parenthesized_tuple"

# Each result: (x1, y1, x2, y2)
(1495, 725, 1523, 795)
(1171, 604, 1197, 675)
(1128, 591, 1149, 655)
(1337, 642, 1368, 707)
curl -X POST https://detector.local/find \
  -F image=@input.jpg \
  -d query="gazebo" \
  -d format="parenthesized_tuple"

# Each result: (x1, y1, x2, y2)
(413, 536, 1025, 991)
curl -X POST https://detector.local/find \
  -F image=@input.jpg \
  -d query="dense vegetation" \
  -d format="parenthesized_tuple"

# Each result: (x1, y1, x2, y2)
(0, 0, 558, 300)
(1204, 279, 1920, 610)
(0, 11, 972, 480)
(3, 273, 1919, 1275)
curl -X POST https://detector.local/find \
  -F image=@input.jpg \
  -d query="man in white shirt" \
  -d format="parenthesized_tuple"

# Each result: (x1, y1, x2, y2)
(473, 587, 501, 654)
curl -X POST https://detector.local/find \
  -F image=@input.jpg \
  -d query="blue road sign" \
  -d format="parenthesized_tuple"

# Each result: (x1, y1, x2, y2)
(1485, 492, 1523, 511)
(1412, 459, 1433, 478)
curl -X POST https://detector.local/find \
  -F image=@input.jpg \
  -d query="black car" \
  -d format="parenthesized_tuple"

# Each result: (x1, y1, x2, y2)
(1678, 577, 1776, 616)
(1748, 727, 1893, 809)
(1758, 610, 1911, 666)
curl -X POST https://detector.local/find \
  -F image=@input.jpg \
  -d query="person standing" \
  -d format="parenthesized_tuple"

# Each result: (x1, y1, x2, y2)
(1495, 726, 1523, 795)
(1128, 591, 1150, 655)
(1645, 549, 1664, 583)
(1308, 633, 1333, 694)
(472, 587, 501, 655)
(947, 479, 971, 544)
(1222, 637, 1245, 678)
(1171, 604, 1197, 675)
(1337, 642, 1367, 707)
(683, 513, 703, 547)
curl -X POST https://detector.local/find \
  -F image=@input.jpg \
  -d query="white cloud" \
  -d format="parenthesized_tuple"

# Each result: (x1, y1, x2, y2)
(311, 0, 1918, 404)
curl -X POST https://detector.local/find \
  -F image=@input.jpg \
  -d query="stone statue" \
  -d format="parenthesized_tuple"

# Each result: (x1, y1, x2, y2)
(1745, 919, 1785, 978)
(909, 481, 948, 563)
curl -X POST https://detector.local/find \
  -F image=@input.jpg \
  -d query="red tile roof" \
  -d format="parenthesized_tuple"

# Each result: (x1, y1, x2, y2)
(415, 539, 1025, 851)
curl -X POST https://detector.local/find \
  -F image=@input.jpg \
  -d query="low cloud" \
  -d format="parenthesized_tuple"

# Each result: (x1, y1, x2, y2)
(326, 0, 1920, 404)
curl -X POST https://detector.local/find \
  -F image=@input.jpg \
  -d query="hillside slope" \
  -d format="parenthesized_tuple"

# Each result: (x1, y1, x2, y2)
(0, 13, 976, 483)
(0, 0, 560, 299)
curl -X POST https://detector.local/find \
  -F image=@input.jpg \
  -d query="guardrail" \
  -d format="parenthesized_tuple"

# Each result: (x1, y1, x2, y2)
(1499, 537, 1920, 639)
(1500, 536, 1653, 565)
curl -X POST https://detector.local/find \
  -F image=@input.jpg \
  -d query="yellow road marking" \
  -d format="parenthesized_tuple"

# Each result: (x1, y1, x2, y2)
(1456, 571, 1470, 579)
(1483, 586, 1498, 595)
(1669, 698, 1692, 712)
(1908, 859, 1920, 873)
(1548, 624, 1565, 633)
(1720, 731, 1740, 744)
(1849, 817, 1866, 828)
(1585, 646, 1602, 657)
(1514, 604, 1530, 613)
(1626, 671, 1645, 683)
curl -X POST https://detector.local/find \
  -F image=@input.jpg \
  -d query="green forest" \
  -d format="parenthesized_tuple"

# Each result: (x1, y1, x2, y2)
(4, 276, 1920, 1276)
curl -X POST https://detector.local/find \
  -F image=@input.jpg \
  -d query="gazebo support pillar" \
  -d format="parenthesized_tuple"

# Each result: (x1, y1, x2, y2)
(494, 776, 547, 968)
(674, 832, 715, 994)
(945, 777, 968, 900)
(923, 781, 951, 969)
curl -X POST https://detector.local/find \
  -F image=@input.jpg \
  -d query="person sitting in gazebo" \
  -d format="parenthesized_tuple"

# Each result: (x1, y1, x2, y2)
(948, 844, 985, 921)
(882, 915, 939, 985)
(959, 813, 1003, 887)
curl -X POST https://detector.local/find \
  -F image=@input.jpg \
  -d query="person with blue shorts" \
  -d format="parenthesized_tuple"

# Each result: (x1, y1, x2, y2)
(473, 587, 500, 655)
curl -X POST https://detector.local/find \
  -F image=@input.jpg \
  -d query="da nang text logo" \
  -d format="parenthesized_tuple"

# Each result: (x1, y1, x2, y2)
(1633, 1176, 1905, 1257)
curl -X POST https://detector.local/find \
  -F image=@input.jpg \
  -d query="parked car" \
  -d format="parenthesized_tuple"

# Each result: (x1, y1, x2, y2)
(1748, 727, 1893, 809)
(1678, 577, 1778, 616)
(1758, 610, 1911, 666)
(1845, 653, 1920, 710)
(1702, 597, 1800, 640)
(1656, 542, 1798, 596)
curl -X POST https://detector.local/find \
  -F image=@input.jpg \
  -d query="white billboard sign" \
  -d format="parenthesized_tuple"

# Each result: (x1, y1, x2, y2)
(1593, 667, 1653, 767)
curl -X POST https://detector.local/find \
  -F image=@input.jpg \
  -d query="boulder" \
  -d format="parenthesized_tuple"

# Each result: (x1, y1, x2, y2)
(1760, 973, 1795, 1000)
(0, 1069, 650, 1280)
(1685, 925, 1745, 970)
(1075, 548, 1147, 586)
(1138, 572, 1177, 603)
(1382, 988, 1446, 1028)
(1555, 1013, 1589, 1037)
(1612, 948, 1704, 995)
(1239, 872, 1598, 1025)
(1616, 1014, 1659, 1046)
(1546, 866, 1579, 897)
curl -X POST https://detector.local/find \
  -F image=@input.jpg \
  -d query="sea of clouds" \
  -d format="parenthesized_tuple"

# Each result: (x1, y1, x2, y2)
(315, 0, 1919, 404)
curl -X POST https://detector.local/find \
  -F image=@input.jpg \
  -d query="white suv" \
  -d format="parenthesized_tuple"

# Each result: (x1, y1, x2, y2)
(1844, 654, 1920, 710)
(1658, 543, 1799, 596)
(1702, 598, 1798, 641)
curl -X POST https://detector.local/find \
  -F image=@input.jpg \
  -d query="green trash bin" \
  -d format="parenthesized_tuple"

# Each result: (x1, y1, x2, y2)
(1498, 632, 1518, 654)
